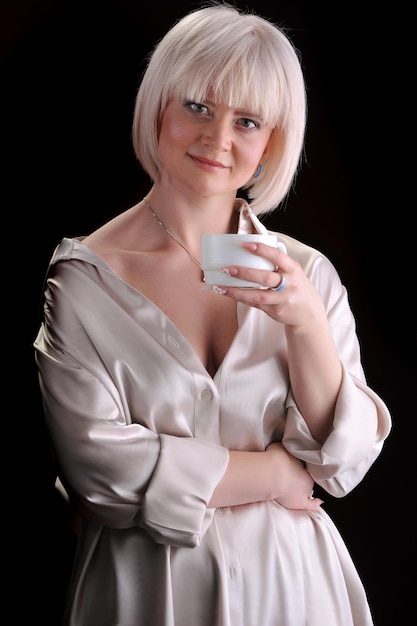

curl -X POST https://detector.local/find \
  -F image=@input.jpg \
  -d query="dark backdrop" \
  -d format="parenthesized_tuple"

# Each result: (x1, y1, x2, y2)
(3, 1, 415, 624)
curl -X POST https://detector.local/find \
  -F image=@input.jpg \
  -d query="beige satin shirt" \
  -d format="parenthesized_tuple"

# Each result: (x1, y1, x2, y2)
(34, 202, 391, 626)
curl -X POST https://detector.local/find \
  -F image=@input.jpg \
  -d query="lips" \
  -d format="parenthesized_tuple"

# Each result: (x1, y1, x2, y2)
(189, 154, 228, 170)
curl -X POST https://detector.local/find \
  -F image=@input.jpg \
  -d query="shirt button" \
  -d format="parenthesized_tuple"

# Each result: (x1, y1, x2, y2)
(201, 388, 213, 400)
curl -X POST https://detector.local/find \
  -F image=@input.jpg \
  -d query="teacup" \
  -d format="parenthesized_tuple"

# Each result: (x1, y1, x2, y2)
(201, 233, 286, 288)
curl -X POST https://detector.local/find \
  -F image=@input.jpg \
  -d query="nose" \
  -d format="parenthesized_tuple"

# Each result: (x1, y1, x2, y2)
(202, 116, 232, 151)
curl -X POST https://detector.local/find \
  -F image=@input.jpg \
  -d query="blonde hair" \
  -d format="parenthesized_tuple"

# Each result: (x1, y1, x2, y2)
(132, 2, 306, 215)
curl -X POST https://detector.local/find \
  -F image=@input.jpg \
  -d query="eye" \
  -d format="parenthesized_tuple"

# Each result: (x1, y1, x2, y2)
(236, 117, 259, 130)
(187, 102, 210, 116)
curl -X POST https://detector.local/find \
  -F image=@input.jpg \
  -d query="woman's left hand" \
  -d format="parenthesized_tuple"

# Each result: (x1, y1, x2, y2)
(210, 241, 326, 327)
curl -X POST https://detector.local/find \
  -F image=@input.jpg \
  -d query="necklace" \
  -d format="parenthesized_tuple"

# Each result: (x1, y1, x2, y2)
(144, 199, 202, 269)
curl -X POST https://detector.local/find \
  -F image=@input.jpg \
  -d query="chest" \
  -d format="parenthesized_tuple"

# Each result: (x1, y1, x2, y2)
(118, 253, 238, 377)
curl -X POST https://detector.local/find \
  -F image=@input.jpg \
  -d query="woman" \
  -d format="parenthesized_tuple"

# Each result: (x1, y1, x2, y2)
(34, 3, 392, 625)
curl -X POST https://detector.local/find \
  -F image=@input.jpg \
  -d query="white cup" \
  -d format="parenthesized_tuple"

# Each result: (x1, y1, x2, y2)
(201, 233, 286, 288)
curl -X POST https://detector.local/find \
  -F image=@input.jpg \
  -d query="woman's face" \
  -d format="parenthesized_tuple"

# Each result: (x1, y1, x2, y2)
(157, 98, 273, 196)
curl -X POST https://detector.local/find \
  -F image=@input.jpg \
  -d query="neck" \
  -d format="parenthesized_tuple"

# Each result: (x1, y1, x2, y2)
(145, 188, 239, 239)
(144, 198, 202, 270)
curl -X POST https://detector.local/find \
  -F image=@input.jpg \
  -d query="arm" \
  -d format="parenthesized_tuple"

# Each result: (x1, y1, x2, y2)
(219, 243, 343, 442)
(216, 241, 391, 496)
(34, 260, 228, 547)
(208, 442, 322, 511)
(284, 301, 342, 443)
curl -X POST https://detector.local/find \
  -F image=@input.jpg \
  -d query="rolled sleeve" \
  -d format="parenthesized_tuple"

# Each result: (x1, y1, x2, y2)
(283, 364, 391, 497)
(141, 434, 229, 547)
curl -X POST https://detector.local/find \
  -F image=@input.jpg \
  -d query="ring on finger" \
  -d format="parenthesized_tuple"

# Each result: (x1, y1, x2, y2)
(270, 275, 286, 292)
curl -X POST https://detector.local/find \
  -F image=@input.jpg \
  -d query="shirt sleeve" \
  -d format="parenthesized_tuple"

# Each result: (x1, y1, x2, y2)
(283, 365, 391, 496)
(140, 434, 228, 547)
(282, 253, 392, 497)
(34, 260, 228, 544)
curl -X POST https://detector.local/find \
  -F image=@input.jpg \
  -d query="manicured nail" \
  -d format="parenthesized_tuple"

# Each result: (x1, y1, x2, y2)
(222, 267, 238, 276)
(201, 284, 228, 294)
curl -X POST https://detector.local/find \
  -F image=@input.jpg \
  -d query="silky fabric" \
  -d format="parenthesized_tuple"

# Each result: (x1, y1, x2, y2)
(34, 201, 391, 626)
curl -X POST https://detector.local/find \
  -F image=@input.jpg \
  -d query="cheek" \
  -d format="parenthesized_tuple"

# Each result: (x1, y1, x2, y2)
(239, 141, 268, 171)
(240, 131, 271, 165)
(159, 115, 189, 147)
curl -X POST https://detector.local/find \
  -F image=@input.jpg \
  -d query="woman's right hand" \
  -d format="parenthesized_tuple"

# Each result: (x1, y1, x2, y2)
(266, 442, 323, 511)
(209, 441, 323, 511)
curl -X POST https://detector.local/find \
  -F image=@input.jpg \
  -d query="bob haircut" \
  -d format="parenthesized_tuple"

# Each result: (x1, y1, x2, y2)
(132, 2, 306, 216)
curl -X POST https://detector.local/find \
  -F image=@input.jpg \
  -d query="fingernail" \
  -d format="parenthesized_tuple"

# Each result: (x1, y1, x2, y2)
(222, 267, 238, 276)
(201, 284, 228, 294)
(211, 285, 227, 294)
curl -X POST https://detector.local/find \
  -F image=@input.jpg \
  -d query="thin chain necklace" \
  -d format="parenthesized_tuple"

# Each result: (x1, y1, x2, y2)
(144, 199, 202, 269)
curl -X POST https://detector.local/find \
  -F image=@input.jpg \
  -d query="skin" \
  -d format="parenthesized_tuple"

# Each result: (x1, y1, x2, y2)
(157, 98, 271, 202)
(84, 96, 339, 511)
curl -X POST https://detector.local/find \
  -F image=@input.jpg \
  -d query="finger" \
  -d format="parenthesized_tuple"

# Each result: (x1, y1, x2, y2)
(219, 265, 285, 291)
(305, 497, 324, 511)
(241, 241, 288, 267)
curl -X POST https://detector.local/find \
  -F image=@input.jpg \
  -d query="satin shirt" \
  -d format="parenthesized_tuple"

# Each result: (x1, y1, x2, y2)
(34, 202, 391, 626)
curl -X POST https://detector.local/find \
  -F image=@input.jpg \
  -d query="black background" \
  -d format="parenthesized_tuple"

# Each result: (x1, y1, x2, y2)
(3, 1, 415, 624)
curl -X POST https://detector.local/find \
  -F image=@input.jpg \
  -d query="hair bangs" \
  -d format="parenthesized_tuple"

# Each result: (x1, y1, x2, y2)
(168, 48, 288, 129)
